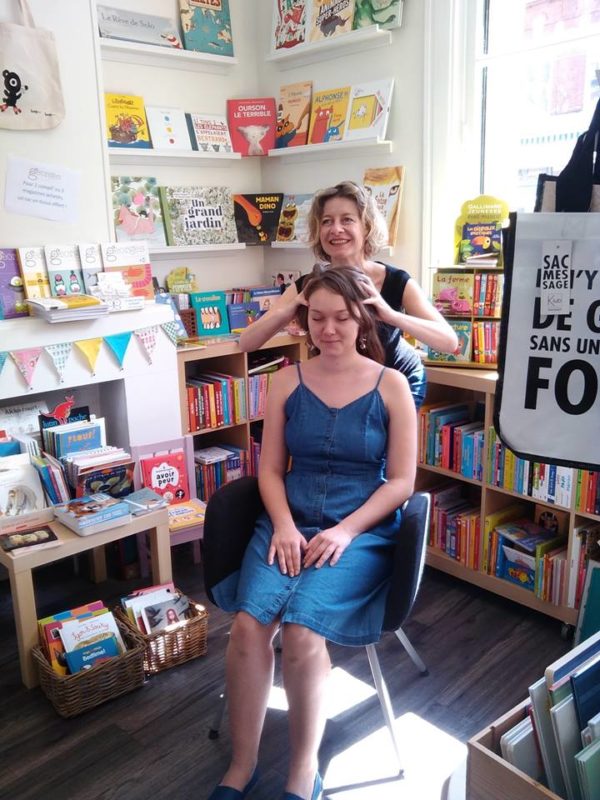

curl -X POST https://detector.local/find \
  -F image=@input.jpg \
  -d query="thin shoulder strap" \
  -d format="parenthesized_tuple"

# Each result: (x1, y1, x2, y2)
(374, 366, 386, 391)
(295, 361, 304, 384)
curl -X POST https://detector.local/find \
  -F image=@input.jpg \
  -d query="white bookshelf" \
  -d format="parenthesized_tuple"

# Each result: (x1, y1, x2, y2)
(265, 25, 392, 70)
(149, 243, 246, 260)
(267, 139, 393, 163)
(108, 149, 241, 167)
(99, 38, 237, 73)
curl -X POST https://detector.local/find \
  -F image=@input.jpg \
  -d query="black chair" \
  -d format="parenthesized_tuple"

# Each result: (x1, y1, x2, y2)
(201, 476, 431, 776)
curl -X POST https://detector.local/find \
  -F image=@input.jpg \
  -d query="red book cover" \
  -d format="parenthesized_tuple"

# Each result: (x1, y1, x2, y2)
(226, 98, 277, 156)
(139, 450, 189, 503)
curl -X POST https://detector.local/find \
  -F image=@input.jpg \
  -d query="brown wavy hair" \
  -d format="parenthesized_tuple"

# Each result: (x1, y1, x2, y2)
(308, 181, 388, 261)
(297, 265, 385, 363)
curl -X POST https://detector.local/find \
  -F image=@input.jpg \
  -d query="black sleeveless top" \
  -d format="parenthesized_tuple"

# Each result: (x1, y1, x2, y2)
(295, 263, 424, 379)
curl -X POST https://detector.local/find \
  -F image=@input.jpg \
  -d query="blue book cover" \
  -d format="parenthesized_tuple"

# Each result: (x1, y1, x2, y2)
(190, 291, 230, 337)
(53, 422, 104, 459)
(179, 0, 234, 57)
(54, 493, 130, 529)
(571, 653, 600, 732)
(227, 301, 260, 331)
(64, 635, 120, 674)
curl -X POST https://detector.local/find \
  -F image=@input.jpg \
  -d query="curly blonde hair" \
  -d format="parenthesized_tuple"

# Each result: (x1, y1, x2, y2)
(296, 264, 385, 364)
(307, 181, 388, 261)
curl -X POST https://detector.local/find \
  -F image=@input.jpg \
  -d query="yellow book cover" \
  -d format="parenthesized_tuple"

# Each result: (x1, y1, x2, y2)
(168, 498, 206, 531)
(309, 0, 355, 41)
(276, 80, 312, 148)
(307, 86, 351, 144)
(482, 503, 526, 574)
(363, 165, 405, 247)
(16, 247, 51, 300)
(104, 93, 151, 149)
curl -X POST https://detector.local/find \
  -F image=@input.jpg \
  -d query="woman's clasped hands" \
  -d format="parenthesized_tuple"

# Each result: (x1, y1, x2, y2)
(268, 524, 355, 575)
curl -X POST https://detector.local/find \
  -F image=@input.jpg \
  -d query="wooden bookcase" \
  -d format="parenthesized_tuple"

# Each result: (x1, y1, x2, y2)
(177, 333, 307, 458)
(418, 365, 598, 628)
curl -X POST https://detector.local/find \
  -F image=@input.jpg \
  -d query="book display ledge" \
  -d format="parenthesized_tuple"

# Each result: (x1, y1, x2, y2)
(419, 366, 596, 628)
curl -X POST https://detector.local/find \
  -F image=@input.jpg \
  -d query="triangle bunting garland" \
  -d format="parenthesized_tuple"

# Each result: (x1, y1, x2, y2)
(104, 332, 132, 369)
(44, 342, 73, 382)
(75, 338, 103, 375)
(135, 326, 159, 363)
(161, 321, 180, 347)
(10, 347, 43, 388)
(0, 352, 7, 376)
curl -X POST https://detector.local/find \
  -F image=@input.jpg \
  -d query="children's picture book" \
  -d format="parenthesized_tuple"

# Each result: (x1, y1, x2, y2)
(190, 290, 231, 336)
(16, 246, 51, 300)
(145, 106, 192, 150)
(276, 193, 313, 243)
(167, 497, 206, 531)
(432, 272, 475, 316)
(363, 165, 405, 247)
(309, 0, 355, 41)
(39, 402, 90, 451)
(97, 5, 183, 48)
(122, 487, 168, 516)
(77, 244, 104, 294)
(178, 0, 234, 56)
(271, 270, 302, 293)
(45, 417, 105, 460)
(0, 454, 46, 517)
(58, 608, 126, 655)
(273, 0, 307, 50)
(100, 241, 154, 300)
(227, 301, 260, 331)
(344, 78, 394, 141)
(250, 286, 281, 316)
(427, 320, 473, 363)
(185, 113, 233, 153)
(0, 523, 60, 556)
(64, 636, 120, 674)
(453, 195, 509, 266)
(307, 86, 351, 144)
(38, 601, 107, 675)
(104, 93, 151, 149)
(43, 245, 85, 297)
(75, 461, 135, 499)
(227, 98, 277, 156)
(276, 81, 312, 148)
(353, 0, 403, 29)
(141, 593, 191, 634)
(111, 176, 167, 247)
(139, 449, 189, 504)
(155, 293, 189, 339)
(53, 493, 131, 535)
(233, 193, 284, 244)
(160, 185, 238, 247)
(0, 248, 27, 318)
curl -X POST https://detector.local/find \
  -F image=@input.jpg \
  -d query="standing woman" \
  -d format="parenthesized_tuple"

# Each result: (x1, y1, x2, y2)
(239, 181, 458, 407)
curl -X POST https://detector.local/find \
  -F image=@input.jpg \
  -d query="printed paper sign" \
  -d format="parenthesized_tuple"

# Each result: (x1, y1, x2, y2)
(540, 239, 572, 315)
(5, 155, 80, 224)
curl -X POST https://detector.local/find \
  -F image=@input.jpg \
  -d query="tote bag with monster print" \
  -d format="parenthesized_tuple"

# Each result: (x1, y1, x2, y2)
(0, 0, 65, 130)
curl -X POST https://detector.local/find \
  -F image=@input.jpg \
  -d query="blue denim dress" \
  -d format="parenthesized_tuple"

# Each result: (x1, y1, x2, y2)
(231, 364, 401, 647)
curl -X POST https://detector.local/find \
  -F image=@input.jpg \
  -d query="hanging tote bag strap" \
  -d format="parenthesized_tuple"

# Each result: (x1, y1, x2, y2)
(0, 0, 65, 130)
(554, 96, 600, 212)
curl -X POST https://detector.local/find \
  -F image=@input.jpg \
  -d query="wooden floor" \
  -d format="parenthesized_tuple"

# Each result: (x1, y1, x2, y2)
(0, 546, 569, 800)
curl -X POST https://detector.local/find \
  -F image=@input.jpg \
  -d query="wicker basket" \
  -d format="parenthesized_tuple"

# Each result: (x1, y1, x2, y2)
(115, 599, 208, 675)
(32, 619, 145, 718)
(179, 308, 198, 338)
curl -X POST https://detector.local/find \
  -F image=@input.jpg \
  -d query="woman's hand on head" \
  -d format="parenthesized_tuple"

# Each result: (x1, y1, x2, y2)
(303, 524, 354, 569)
(268, 525, 308, 577)
(361, 276, 393, 323)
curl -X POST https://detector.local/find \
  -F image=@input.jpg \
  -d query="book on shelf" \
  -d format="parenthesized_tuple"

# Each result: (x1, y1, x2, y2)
(272, 0, 307, 50)
(104, 93, 151, 149)
(178, 0, 234, 56)
(111, 176, 167, 247)
(432, 272, 475, 316)
(77, 243, 104, 294)
(249, 286, 281, 316)
(427, 320, 472, 363)
(353, 0, 403, 29)
(189, 290, 231, 336)
(141, 593, 191, 634)
(0, 248, 27, 318)
(53, 493, 132, 536)
(159, 185, 238, 247)
(570, 652, 600, 732)
(64, 636, 120, 674)
(38, 403, 90, 452)
(275, 194, 313, 243)
(145, 106, 193, 150)
(16, 246, 51, 300)
(167, 498, 206, 531)
(276, 81, 312, 148)
(307, 85, 351, 144)
(499, 713, 545, 784)
(44, 417, 106, 460)
(120, 582, 176, 626)
(309, 0, 355, 41)
(575, 738, 600, 800)
(58, 608, 126, 669)
(453, 194, 509, 267)
(227, 301, 260, 331)
(344, 78, 394, 141)
(0, 453, 46, 517)
(25, 294, 109, 322)
(43, 244, 85, 297)
(154, 293, 189, 339)
(139, 449, 189, 504)
(233, 193, 284, 244)
(576, 561, 600, 645)
(74, 460, 135, 499)
(97, 5, 183, 48)
(0, 521, 60, 557)
(38, 600, 107, 675)
(185, 112, 233, 153)
(99, 241, 154, 300)
(363, 165, 404, 248)
(549, 694, 581, 800)
(227, 98, 277, 156)
(122, 487, 167, 516)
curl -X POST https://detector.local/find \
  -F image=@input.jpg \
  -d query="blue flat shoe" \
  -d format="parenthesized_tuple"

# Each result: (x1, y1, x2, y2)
(281, 771, 322, 800)
(208, 768, 259, 799)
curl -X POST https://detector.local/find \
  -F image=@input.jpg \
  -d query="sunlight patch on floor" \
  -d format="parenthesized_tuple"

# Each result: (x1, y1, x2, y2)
(268, 666, 376, 716)
(323, 712, 467, 800)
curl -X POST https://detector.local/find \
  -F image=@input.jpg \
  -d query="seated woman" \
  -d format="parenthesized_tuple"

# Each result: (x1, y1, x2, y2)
(239, 180, 458, 408)
(209, 266, 417, 800)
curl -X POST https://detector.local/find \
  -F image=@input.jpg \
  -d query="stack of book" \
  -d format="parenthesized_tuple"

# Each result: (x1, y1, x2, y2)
(52, 493, 131, 536)
(25, 294, 109, 322)
(194, 445, 248, 502)
(119, 583, 192, 635)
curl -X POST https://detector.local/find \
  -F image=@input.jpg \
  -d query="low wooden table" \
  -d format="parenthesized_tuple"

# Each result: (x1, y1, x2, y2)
(0, 508, 171, 688)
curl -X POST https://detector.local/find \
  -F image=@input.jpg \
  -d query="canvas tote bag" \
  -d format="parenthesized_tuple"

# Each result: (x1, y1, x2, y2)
(0, 0, 65, 130)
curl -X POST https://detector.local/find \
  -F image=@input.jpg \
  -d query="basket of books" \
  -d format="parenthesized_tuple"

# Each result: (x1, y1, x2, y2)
(32, 617, 145, 718)
(115, 585, 208, 675)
